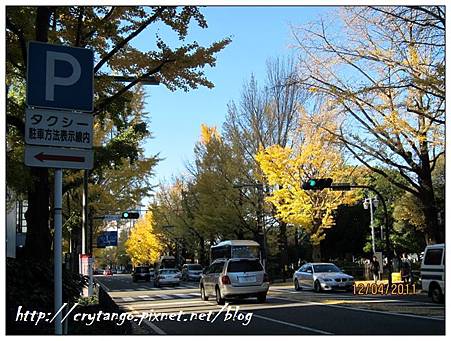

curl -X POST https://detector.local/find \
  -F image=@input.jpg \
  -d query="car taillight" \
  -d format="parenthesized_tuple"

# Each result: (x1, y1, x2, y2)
(263, 273, 269, 282)
(221, 275, 231, 285)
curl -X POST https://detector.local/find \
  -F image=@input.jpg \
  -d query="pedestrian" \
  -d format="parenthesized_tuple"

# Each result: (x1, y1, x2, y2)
(401, 253, 412, 284)
(370, 255, 380, 283)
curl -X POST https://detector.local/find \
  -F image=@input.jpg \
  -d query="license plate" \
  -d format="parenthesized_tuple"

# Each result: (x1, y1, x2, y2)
(339, 282, 345, 286)
(239, 276, 256, 283)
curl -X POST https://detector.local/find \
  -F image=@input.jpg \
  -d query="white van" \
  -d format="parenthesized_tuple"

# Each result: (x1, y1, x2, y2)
(420, 244, 445, 303)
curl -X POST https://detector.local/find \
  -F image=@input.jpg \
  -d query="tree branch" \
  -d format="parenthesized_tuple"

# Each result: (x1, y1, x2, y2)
(94, 7, 166, 73)
(93, 59, 173, 115)
(6, 16, 27, 68)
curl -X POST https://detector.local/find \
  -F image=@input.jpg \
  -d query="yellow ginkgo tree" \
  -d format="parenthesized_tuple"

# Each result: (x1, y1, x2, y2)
(125, 211, 163, 266)
(256, 112, 360, 261)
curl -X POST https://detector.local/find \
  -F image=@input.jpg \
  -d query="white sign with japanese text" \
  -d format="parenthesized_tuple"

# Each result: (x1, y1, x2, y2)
(25, 108, 93, 149)
(25, 145, 94, 170)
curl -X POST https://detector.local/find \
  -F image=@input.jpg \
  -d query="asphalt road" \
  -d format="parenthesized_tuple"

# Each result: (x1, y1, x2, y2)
(94, 274, 445, 335)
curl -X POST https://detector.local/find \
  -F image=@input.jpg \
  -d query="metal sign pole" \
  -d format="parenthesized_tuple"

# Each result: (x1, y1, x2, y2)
(54, 168, 63, 334)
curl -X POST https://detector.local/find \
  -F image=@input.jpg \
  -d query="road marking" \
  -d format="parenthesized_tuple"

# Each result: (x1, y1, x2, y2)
(122, 297, 134, 302)
(172, 294, 197, 299)
(141, 297, 156, 301)
(305, 300, 445, 321)
(156, 294, 173, 300)
(263, 295, 444, 321)
(252, 314, 333, 335)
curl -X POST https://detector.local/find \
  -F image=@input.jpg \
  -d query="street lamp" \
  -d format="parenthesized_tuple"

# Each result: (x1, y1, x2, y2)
(363, 197, 379, 255)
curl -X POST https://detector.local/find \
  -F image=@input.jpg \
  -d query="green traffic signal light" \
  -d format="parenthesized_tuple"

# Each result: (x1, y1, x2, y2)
(122, 211, 139, 219)
(302, 178, 333, 190)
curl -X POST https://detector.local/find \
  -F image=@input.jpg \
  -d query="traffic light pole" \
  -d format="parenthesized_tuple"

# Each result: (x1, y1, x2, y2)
(332, 183, 392, 287)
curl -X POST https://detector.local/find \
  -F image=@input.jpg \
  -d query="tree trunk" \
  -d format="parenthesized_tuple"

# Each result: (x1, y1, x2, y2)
(420, 198, 441, 244)
(278, 221, 288, 281)
(22, 7, 53, 261)
(23, 167, 52, 261)
(418, 139, 442, 244)
(312, 244, 321, 262)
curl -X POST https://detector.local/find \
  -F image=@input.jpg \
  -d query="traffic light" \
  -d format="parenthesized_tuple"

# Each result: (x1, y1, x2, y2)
(121, 211, 140, 219)
(302, 178, 333, 190)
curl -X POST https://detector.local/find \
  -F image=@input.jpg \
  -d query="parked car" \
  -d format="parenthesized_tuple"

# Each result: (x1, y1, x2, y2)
(293, 263, 354, 292)
(420, 244, 445, 303)
(154, 269, 181, 287)
(200, 258, 269, 305)
(149, 268, 155, 278)
(132, 266, 151, 282)
(182, 264, 203, 281)
(103, 269, 113, 276)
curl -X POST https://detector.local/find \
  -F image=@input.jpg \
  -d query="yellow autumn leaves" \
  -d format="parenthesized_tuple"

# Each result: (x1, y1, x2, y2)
(255, 113, 359, 245)
(125, 211, 163, 266)
(198, 110, 360, 247)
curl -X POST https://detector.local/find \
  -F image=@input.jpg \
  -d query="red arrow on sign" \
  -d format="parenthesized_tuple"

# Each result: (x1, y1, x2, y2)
(34, 152, 85, 163)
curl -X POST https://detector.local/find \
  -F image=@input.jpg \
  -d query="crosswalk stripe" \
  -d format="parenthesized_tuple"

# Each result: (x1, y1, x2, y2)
(172, 294, 194, 298)
(156, 294, 173, 300)
(122, 297, 134, 301)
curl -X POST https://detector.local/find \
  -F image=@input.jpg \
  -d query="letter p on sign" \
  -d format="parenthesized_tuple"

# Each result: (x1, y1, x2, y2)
(45, 51, 81, 101)
(27, 41, 94, 112)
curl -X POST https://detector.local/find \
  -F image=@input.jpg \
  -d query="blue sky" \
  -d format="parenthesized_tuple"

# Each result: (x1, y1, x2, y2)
(133, 6, 330, 194)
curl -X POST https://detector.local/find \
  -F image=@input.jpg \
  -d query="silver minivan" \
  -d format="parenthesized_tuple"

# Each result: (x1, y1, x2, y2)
(200, 258, 269, 305)
(421, 244, 445, 303)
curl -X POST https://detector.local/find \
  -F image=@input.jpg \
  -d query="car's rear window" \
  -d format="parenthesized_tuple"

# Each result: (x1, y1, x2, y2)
(160, 269, 177, 274)
(136, 267, 149, 273)
(227, 260, 263, 272)
(424, 249, 443, 265)
(188, 265, 203, 270)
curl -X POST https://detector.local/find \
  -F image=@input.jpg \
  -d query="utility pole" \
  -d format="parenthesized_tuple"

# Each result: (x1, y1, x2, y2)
(332, 183, 392, 287)
(363, 197, 378, 255)
(81, 75, 160, 294)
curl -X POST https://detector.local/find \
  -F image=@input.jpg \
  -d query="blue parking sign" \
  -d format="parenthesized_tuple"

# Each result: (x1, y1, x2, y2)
(97, 231, 118, 248)
(27, 41, 94, 112)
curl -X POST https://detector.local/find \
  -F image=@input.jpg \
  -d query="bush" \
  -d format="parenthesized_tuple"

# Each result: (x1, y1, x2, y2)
(6, 257, 87, 334)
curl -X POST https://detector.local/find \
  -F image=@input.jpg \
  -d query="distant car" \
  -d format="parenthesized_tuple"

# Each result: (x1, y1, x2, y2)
(421, 244, 444, 303)
(154, 269, 181, 287)
(293, 263, 354, 292)
(200, 258, 269, 305)
(182, 264, 203, 281)
(103, 269, 113, 276)
(132, 266, 151, 282)
(149, 268, 155, 278)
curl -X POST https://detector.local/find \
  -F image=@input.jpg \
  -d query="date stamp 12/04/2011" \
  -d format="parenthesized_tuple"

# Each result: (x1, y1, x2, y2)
(353, 283, 417, 296)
